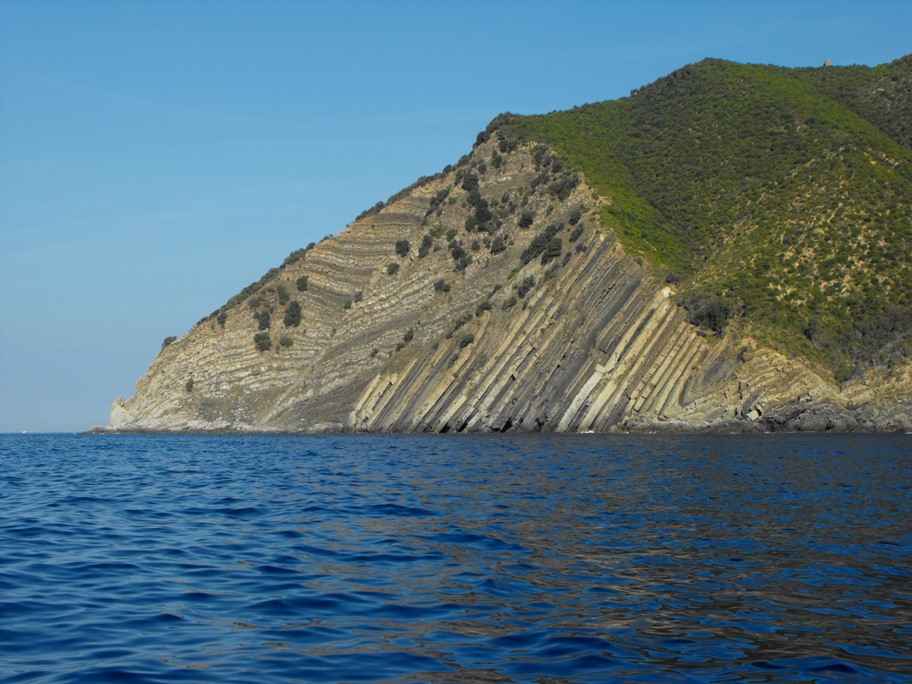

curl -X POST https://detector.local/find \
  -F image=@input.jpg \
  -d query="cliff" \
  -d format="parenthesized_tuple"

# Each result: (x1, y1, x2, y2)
(109, 57, 912, 433)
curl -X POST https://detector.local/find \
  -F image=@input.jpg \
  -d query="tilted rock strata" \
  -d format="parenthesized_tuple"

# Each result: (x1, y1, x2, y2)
(109, 137, 912, 433)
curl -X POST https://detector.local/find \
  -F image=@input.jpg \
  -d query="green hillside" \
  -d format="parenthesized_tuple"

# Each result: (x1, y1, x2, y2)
(501, 56, 912, 380)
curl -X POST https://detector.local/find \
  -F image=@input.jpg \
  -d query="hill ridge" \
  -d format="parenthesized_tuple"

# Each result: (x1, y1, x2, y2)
(108, 56, 912, 433)
(502, 56, 912, 379)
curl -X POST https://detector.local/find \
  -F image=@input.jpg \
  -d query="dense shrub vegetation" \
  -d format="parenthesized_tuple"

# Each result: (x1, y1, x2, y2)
(418, 234, 434, 258)
(681, 293, 731, 333)
(426, 188, 449, 215)
(503, 55, 912, 375)
(521, 225, 563, 265)
(253, 310, 271, 331)
(515, 276, 536, 299)
(490, 235, 507, 254)
(253, 332, 271, 352)
(283, 301, 302, 327)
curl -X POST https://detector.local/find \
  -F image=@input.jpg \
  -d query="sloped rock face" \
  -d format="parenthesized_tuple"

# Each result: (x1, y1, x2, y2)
(109, 136, 912, 433)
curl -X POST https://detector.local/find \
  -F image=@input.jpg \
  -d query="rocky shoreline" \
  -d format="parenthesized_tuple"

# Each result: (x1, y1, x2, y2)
(93, 401, 912, 435)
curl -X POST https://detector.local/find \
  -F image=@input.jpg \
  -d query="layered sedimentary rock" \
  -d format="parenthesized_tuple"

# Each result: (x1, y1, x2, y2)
(109, 133, 912, 433)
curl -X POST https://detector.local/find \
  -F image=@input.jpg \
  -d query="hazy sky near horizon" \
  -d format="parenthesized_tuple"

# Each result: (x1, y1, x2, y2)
(1, 0, 910, 432)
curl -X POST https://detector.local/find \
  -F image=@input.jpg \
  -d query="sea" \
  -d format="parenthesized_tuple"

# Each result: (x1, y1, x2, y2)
(1, 433, 910, 683)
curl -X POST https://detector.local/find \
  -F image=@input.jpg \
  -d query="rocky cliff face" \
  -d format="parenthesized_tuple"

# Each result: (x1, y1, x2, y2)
(108, 132, 912, 433)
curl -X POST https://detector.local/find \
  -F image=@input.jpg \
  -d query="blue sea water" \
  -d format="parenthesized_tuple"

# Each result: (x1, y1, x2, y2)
(1, 433, 910, 683)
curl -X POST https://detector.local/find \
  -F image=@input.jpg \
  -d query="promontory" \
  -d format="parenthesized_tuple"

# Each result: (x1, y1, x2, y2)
(108, 56, 912, 433)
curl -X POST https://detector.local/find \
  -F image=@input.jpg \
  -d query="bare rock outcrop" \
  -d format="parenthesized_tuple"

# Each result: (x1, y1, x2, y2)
(109, 137, 912, 433)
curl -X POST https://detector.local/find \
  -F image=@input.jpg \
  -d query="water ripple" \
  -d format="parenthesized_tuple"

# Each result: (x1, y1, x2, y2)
(1, 432, 910, 683)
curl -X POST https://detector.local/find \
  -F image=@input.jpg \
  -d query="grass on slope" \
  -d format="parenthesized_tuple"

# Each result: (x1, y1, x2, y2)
(502, 57, 912, 379)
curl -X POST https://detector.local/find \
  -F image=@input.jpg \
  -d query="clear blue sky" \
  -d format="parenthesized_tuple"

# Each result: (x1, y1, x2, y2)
(1, 0, 909, 432)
